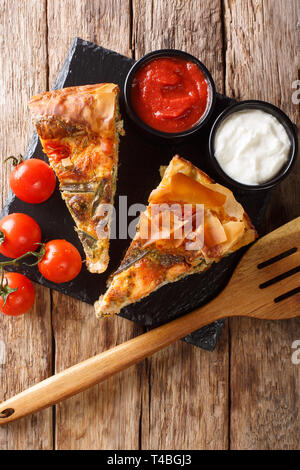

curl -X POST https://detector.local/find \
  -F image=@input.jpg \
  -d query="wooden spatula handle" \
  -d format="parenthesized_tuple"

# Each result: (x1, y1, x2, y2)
(0, 303, 224, 424)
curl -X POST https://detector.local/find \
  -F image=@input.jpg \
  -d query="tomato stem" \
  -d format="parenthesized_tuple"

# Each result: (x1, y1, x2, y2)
(0, 267, 18, 309)
(4, 154, 24, 167)
(0, 243, 46, 269)
(0, 230, 5, 247)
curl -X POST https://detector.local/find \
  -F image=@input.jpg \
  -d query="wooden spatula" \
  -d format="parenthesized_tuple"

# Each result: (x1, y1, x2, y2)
(1, 217, 300, 425)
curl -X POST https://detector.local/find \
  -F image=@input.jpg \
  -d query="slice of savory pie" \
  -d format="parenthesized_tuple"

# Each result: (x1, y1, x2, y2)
(95, 155, 257, 317)
(29, 83, 123, 273)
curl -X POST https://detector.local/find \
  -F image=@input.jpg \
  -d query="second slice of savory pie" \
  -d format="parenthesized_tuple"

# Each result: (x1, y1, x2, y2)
(29, 83, 123, 273)
(95, 155, 257, 317)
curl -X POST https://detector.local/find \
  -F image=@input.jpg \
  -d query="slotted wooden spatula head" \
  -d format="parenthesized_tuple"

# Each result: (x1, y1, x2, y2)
(219, 217, 300, 320)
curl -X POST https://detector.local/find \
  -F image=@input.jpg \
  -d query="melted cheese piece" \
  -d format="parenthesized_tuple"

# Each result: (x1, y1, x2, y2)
(221, 221, 245, 252)
(151, 157, 244, 221)
(204, 211, 227, 247)
(140, 205, 191, 248)
(149, 172, 226, 208)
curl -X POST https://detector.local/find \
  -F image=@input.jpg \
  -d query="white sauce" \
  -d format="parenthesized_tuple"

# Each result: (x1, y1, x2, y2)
(214, 109, 291, 185)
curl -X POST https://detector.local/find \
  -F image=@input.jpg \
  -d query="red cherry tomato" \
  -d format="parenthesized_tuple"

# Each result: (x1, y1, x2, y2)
(38, 240, 82, 283)
(0, 272, 35, 316)
(0, 213, 41, 259)
(9, 158, 56, 203)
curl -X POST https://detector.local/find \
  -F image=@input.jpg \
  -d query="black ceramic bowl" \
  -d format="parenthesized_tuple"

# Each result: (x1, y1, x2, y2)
(209, 100, 298, 191)
(124, 49, 216, 140)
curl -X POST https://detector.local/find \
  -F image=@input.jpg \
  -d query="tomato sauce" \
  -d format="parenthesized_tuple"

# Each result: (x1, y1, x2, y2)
(131, 57, 209, 133)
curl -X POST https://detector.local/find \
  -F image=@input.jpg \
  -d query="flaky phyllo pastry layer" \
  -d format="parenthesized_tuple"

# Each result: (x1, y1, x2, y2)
(95, 155, 257, 317)
(29, 83, 123, 273)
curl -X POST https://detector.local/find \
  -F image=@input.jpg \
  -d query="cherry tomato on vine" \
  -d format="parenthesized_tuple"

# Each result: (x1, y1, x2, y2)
(0, 272, 35, 316)
(7, 156, 56, 204)
(38, 240, 82, 283)
(0, 213, 41, 259)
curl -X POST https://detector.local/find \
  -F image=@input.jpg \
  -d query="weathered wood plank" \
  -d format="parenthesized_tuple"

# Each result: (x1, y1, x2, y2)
(0, 285, 52, 449)
(51, 294, 144, 450)
(47, 0, 132, 88)
(225, 0, 300, 229)
(47, 0, 144, 450)
(2, 0, 297, 451)
(133, 0, 224, 91)
(140, 330, 229, 450)
(224, 0, 300, 449)
(133, 0, 229, 450)
(0, 0, 52, 449)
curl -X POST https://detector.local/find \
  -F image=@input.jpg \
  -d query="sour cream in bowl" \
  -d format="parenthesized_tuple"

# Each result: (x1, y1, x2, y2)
(209, 101, 298, 191)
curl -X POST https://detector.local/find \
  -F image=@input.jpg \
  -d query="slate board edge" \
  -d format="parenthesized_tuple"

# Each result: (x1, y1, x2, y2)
(0, 37, 270, 352)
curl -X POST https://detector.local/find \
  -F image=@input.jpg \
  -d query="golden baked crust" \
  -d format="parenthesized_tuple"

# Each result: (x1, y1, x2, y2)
(95, 155, 257, 317)
(29, 83, 123, 273)
(29, 83, 118, 138)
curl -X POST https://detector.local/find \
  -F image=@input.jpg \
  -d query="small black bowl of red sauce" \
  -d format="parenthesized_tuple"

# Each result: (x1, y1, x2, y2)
(124, 49, 216, 140)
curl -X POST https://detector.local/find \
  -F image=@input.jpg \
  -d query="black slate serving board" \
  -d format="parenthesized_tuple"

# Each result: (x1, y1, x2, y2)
(0, 38, 272, 351)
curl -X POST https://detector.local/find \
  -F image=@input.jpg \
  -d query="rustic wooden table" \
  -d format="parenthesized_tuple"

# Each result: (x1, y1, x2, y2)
(0, 0, 299, 450)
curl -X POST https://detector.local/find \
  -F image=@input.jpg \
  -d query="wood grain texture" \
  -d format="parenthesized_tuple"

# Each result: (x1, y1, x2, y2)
(140, 335, 229, 450)
(1, 0, 299, 450)
(51, 293, 144, 450)
(224, 0, 300, 450)
(132, 0, 224, 91)
(47, 0, 144, 450)
(132, 0, 229, 450)
(0, 0, 52, 450)
(225, 0, 300, 229)
(47, 0, 132, 88)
